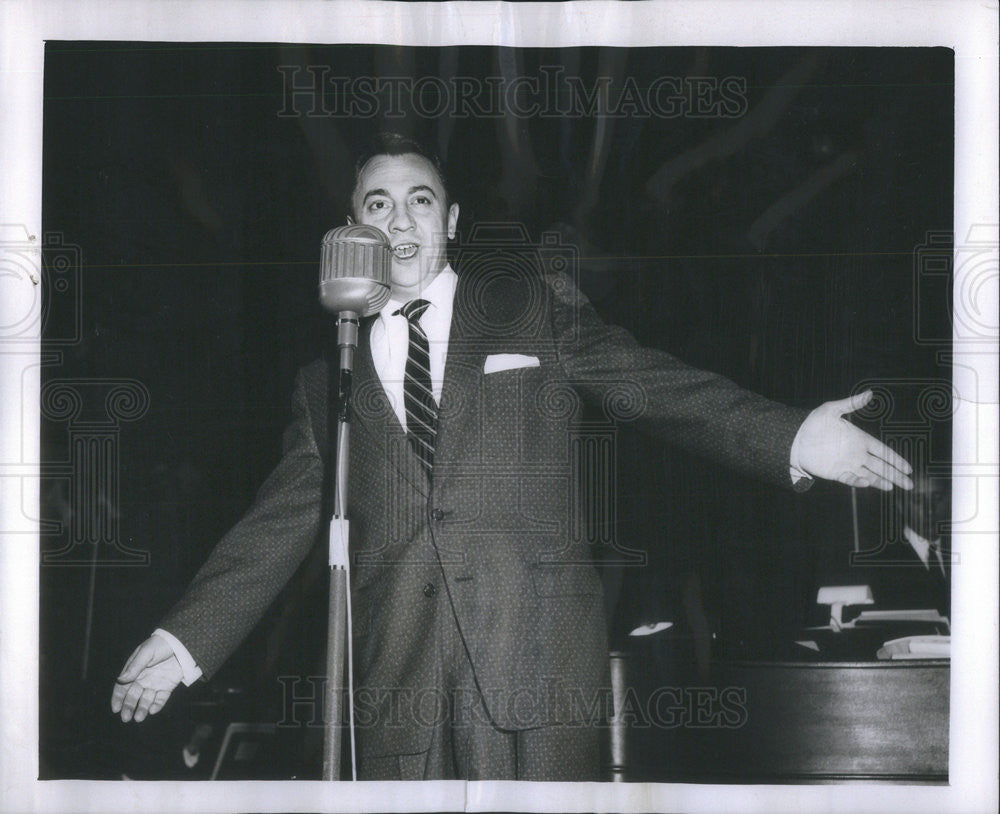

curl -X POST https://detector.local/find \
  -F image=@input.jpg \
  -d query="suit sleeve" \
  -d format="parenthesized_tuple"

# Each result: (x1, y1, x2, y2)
(157, 366, 326, 680)
(545, 271, 810, 489)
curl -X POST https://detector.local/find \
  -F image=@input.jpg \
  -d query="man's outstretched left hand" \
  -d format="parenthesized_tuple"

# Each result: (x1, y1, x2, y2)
(793, 390, 913, 491)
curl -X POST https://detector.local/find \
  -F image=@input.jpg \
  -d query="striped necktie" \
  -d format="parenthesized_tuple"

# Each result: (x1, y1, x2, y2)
(396, 299, 437, 473)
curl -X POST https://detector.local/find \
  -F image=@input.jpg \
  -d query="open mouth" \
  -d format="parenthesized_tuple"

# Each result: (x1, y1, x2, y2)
(392, 243, 418, 260)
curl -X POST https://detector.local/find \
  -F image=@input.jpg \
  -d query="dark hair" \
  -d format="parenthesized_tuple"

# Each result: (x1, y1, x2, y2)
(351, 132, 449, 212)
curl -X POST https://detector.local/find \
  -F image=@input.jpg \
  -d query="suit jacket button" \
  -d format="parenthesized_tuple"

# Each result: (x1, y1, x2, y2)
(422, 583, 437, 598)
(432, 509, 445, 521)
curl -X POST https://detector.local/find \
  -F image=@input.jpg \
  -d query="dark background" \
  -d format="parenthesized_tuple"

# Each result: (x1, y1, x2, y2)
(39, 43, 953, 779)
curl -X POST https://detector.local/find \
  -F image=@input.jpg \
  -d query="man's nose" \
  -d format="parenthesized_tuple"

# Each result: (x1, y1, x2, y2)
(388, 206, 415, 232)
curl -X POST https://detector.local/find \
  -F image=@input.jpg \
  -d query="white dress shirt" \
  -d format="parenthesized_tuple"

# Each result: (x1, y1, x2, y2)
(369, 264, 457, 429)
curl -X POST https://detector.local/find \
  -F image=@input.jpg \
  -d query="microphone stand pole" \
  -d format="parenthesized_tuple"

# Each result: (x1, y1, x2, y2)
(322, 310, 359, 781)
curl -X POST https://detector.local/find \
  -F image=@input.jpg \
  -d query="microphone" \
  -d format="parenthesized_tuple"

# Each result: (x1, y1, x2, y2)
(318, 224, 392, 318)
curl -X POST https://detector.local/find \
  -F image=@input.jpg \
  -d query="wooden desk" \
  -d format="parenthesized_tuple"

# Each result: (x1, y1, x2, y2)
(620, 658, 949, 783)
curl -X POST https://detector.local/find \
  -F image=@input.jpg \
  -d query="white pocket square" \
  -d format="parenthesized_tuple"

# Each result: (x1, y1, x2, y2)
(483, 354, 540, 374)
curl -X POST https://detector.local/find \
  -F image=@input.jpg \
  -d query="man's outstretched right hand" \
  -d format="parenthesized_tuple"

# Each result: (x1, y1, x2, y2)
(110, 634, 182, 722)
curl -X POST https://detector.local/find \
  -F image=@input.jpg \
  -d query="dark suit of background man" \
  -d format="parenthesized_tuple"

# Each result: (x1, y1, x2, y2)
(111, 133, 914, 781)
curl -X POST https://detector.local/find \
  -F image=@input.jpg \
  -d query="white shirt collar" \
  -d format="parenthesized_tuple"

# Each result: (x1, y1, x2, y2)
(382, 264, 458, 320)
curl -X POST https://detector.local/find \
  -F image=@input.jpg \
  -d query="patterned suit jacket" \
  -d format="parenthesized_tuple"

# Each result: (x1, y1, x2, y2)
(160, 267, 809, 758)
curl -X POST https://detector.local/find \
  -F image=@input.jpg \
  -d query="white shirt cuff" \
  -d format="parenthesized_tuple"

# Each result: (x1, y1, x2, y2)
(153, 628, 203, 686)
(789, 425, 813, 487)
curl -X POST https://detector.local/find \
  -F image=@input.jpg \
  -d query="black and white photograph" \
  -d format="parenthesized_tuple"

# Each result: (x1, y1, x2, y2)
(1, 2, 997, 813)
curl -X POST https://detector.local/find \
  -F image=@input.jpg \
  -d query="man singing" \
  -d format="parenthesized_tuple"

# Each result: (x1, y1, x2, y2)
(111, 132, 912, 781)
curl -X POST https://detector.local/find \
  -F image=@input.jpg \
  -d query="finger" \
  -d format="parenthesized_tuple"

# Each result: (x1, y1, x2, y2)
(863, 454, 913, 490)
(119, 641, 157, 682)
(860, 469, 895, 491)
(118, 642, 144, 679)
(110, 681, 129, 713)
(845, 457, 903, 491)
(148, 690, 172, 716)
(840, 472, 868, 488)
(133, 687, 158, 722)
(866, 439, 914, 478)
(120, 681, 145, 722)
(828, 390, 873, 417)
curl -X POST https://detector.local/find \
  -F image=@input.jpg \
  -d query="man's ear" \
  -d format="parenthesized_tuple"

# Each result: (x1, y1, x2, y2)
(346, 215, 355, 225)
(447, 203, 460, 240)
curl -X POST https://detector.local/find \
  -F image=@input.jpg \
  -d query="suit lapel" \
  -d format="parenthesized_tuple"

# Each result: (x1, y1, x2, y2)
(434, 273, 488, 487)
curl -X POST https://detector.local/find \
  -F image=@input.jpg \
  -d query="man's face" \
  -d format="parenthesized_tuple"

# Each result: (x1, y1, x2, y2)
(352, 153, 459, 300)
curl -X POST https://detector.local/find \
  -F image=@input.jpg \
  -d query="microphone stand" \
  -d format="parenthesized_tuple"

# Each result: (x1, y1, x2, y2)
(316, 221, 392, 780)
(322, 310, 359, 781)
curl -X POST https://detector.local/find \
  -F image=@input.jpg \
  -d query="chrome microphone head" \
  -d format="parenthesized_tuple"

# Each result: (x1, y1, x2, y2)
(319, 224, 392, 316)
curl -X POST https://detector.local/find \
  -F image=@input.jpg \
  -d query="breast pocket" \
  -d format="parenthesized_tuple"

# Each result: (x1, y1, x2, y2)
(480, 366, 543, 460)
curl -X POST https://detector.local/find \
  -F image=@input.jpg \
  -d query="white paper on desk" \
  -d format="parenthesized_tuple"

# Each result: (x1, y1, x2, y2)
(877, 635, 951, 660)
(857, 609, 948, 623)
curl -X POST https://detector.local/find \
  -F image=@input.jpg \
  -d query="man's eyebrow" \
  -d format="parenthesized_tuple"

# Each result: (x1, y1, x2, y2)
(361, 188, 389, 205)
(361, 185, 438, 204)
